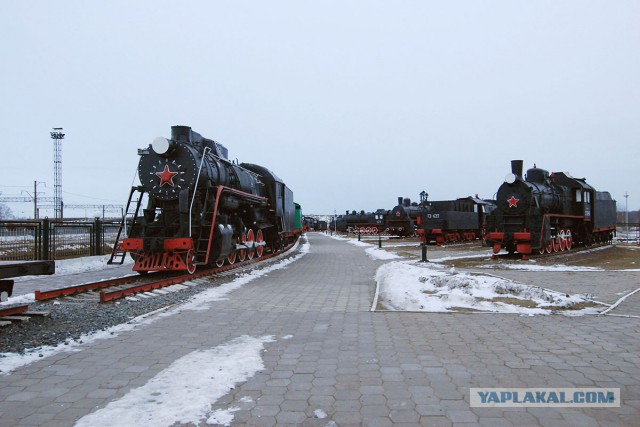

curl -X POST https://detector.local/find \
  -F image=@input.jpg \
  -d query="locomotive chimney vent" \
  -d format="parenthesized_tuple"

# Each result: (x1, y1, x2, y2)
(511, 160, 523, 178)
(398, 197, 403, 205)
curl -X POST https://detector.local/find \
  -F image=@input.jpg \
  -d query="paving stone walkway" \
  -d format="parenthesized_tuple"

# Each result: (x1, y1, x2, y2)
(1, 233, 638, 426)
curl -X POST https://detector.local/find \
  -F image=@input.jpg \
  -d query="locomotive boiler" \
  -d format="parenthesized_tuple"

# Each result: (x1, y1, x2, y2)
(110, 125, 299, 273)
(485, 160, 616, 258)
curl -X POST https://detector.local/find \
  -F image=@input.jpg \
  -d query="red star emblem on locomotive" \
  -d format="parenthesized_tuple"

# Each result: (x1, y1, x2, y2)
(507, 196, 519, 208)
(155, 164, 179, 187)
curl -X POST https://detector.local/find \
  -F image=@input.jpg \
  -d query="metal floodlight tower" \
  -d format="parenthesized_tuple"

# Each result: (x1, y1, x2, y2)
(51, 127, 65, 218)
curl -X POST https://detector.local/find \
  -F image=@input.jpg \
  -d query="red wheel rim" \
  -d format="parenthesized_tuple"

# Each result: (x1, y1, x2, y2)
(185, 249, 196, 274)
(246, 229, 255, 260)
(238, 234, 247, 262)
(255, 229, 264, 258)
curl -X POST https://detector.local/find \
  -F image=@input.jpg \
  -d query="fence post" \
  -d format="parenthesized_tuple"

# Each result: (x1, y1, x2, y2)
(94, 218, 103, 256)
(42, 218, 50, 261)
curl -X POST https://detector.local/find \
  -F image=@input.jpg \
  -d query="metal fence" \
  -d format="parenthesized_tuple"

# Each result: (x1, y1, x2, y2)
(0, 218, 122, 261)
(616, 223, 640, 244)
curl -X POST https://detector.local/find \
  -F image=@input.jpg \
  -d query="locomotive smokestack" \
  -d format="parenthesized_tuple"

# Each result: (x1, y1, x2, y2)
(511, 160, 523, 178)
(398, 197, 403, 205)
(171, 125, 193, 143)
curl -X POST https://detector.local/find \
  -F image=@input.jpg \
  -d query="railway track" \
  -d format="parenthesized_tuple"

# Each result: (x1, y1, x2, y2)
(0, 242, 298, 329)
(40, 243, 296, 303)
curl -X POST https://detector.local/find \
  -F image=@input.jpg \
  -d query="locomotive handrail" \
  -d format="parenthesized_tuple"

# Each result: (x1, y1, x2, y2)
(189, 146, 211, 237)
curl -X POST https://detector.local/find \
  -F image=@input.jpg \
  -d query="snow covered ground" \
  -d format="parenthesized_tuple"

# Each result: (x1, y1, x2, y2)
(374, 261, 604, 315)
(324, 233, 608, 316)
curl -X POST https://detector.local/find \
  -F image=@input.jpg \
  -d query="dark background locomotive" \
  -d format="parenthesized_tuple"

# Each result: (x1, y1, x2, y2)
(387, 196, 426, 237)
(332, 209, 387, 234)
(111, 125, 299, 273)
(419, 197, 496, 245)
(485, 160, 616, 258)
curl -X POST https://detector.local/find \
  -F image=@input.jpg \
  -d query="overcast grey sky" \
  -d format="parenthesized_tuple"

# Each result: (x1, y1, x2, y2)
(1, 1, 639, 217)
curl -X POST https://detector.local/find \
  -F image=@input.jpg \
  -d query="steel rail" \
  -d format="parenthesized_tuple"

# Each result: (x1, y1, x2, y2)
(0, 304, 29, 318)
(99, 242, 295, 303)
(34, 274, 161, 301)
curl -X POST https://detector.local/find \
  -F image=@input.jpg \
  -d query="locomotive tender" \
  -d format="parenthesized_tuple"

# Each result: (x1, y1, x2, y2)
(419, 197, 496, 245)
(485, 160, 616, 258)
(111, 125, 300, 273)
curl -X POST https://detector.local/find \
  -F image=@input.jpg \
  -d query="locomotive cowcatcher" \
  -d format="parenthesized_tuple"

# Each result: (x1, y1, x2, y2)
(109, 126, 299, 273)
(485, 160, 616, 259)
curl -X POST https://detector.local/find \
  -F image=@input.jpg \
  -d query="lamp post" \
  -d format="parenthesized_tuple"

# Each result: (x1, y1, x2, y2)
(625, 192, 629, 234)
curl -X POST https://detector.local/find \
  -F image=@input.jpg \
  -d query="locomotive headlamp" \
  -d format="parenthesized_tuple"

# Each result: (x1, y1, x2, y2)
(151, 137, 174, 155)
(504, 173, 517, 184)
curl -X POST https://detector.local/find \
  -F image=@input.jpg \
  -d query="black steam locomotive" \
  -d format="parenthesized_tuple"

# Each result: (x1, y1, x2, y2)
(387, 196, 425, 237)
(333, 209, 387, 233)
(110, 126, 299, 273)
(485, 160, 616, 258)
(419, 197, 496, 244)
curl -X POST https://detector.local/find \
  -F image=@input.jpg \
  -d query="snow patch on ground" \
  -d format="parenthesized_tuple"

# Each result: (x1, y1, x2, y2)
(376, 261, 603, 316)
(74, 335, 273, 427)
(327, 233, 401, 260)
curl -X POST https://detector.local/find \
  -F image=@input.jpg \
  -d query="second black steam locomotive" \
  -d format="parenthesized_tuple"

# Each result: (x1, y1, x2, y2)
(485, 160, 616, 258)
(110, 125, 300, 273)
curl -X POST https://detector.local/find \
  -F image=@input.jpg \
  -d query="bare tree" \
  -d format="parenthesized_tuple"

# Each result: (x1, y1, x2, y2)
(0, 204, 14, 219)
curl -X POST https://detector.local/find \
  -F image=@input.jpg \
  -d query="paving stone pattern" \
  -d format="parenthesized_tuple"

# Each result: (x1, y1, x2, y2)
(1, 233, 639, 426)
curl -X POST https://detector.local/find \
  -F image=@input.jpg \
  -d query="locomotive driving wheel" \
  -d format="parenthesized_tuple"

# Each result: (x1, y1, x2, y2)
(227, 248, 236, 265)
(215, 259, 225, 267)
(255, 229, 264, 258)
(237, 234, 247, 262)
(559, 230, 567, 251)
(185, 249, 196, 274)
(565, 230, 572, 250)
(246, 229, 255, 260)
(545, 239, 553, 254)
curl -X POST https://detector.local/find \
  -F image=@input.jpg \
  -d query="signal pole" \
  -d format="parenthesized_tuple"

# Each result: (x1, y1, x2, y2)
(50, 128, 65, 219)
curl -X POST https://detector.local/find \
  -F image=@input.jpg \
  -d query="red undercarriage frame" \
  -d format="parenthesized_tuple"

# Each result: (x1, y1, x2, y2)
(485, 231, 532, 257)
(121, 237, 194, 272)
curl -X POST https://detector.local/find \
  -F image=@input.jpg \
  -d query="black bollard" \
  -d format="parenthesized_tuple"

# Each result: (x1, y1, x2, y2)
(421, 243, 428, 262)
(358, 230, 361, 241)
(378, 235, 382, 248)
